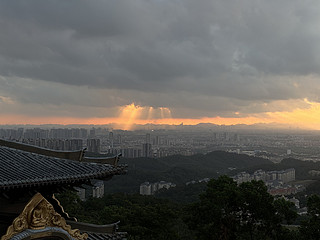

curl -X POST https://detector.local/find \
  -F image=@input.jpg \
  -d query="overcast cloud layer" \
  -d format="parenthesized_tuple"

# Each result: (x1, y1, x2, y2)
(1, 0, 320, 120)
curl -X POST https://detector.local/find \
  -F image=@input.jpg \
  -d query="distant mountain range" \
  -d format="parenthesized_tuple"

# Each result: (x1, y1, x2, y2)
(0, 122, 313, 132)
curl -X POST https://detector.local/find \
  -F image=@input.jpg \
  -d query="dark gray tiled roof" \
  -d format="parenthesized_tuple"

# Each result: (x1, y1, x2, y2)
(87, 232, 126, 240)
(67, 220, 126, 240)
(0, 146, 126, 190)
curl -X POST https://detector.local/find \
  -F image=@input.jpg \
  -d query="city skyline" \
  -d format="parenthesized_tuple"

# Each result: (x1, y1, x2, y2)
(1, 1, 320, 129)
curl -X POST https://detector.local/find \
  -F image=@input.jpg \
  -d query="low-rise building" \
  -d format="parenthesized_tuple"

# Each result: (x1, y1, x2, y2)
(139, 181, 176, 195)
(233, 168, 295, 184)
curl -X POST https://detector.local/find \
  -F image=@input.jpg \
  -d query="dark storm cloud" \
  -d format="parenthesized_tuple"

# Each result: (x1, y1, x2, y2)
(0, 0, 320, 118)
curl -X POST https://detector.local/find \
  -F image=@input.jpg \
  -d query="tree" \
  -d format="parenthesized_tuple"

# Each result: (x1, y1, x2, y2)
(273, 198, 297, 225)
(59, 192, 182, 240)
(185, 176, 298, 240)
(300, 194, 320, 239)
(184, 176, 242, 240)
(239, 180, 277, 239)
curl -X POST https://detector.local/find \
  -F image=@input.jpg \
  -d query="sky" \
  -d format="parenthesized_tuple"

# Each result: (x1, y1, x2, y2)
(1, 0, 320, 130)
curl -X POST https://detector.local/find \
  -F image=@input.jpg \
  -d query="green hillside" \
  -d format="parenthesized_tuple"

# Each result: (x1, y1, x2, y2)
(104, 151, 272, 193)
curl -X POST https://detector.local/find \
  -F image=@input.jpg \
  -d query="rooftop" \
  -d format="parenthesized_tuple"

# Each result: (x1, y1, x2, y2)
(0, 140, 128, 240)
(0, 139, 126, 191)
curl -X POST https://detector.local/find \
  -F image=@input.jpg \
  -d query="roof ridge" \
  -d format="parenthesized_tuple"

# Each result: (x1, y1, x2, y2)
(0, 139, 84, 161)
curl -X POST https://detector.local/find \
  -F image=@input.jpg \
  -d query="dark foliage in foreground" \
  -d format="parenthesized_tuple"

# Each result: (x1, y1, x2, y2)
(58, 176, 320, 240)
(184, 176, 297, 240)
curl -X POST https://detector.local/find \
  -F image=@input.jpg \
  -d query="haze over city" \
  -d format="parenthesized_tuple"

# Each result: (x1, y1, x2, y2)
(1, 1, 320, 130)
(4, 2, 320, 238)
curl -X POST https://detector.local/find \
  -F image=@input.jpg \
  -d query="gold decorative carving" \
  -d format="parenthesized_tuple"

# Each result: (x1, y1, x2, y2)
(52, 194, 77, 222)
(1, 193, 88, 240)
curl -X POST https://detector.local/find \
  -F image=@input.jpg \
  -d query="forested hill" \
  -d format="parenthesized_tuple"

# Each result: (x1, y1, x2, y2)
(104, 151, 272, 193)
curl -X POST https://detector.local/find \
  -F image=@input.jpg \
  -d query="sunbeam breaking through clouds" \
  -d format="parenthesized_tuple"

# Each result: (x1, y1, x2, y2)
(117, 103, 173, 130)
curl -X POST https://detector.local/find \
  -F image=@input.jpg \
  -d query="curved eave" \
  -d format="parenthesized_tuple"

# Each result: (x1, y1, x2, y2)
(67, 220, 120, 234)
(0, 139, 84, 161)
(0, 165, 127, 190)
(82, 153, 122, 166)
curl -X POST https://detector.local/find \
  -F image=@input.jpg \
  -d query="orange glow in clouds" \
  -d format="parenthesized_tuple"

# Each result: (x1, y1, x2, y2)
(3, 101, 320, 130)
(116, 103, 173, 130)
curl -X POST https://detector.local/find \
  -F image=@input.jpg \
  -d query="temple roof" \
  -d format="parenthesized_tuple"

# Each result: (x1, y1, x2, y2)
(0, 140, 128, 240)
(86, 232, 127, 240)
(68, 221, 126, 240)
(0, 141, 126, 190)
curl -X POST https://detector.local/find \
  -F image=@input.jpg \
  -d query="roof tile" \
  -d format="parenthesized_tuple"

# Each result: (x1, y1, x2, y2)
(0, 146, 126, 190)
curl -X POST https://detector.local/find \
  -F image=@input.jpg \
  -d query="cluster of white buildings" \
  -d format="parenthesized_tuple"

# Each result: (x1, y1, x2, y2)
(233, 168, 299, 196)
(233, 168, 295, 184)
(140, 181, 176, 195)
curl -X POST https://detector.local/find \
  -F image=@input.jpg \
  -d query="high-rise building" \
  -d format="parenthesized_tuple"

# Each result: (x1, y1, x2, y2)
(89, 128, 96, 138)
(72, 128, 80, 138)
(65, 139, 83, 151)
(153, 135, 160, 146)
(116, 134, 122, 145)
(146, 133, 151, 144)
(80, 128, 88, 138)
(142, 143, 152, 158)
(109, 132, 114, 148)
(87, 139, 101, 153)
